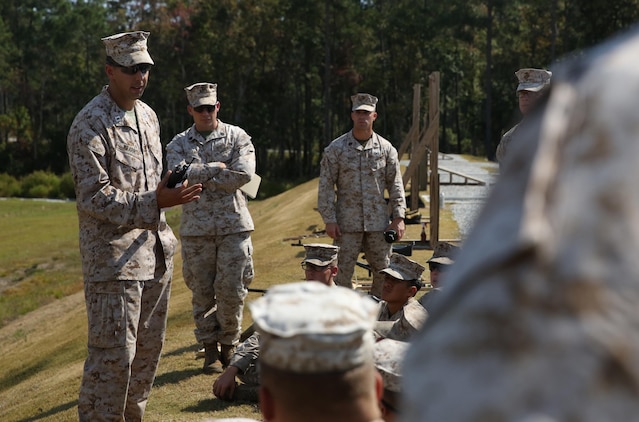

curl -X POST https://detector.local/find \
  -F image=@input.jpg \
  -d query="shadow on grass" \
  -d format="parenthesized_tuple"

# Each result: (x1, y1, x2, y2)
(162, 343, 199, 358)
(17, 399, 77, 422)
(0, 360, 49, 391)
(183, 397, 260, 412)
(154, 368, 202, 387)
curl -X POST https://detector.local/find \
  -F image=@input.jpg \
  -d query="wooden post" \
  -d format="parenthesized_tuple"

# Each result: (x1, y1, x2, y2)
(410, 84, 421, 212)
(428, 72, 441, 247)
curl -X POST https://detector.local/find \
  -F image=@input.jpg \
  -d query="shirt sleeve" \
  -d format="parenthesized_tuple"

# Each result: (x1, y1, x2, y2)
(385, 144, 406, 219)
(317, 146, 339, 224)
(230, 332, 260, 373)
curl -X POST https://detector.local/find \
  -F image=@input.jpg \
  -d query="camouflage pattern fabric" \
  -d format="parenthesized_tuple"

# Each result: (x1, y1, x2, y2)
(230, 331, 261, 386)
(68, 86, 176, 421)
(375, 298, 427, 342)
(181, 233, 254, 345)
(335, 231, 389, 296)
(250, 282, 379, 374)
(78, 271, 170, 420)
(402, 27, 639, 422)
(318, 131, 405, 231)
(166, 120, 255, 236)
(102, 31, 154, 67)
(318, 131, 406, 295)
(167, 120, 255, 346)
(417, 287, 442, 312)
(495, 121, 520, 168)
(68, 87, 177, 282)
(373, 338, 408, 393)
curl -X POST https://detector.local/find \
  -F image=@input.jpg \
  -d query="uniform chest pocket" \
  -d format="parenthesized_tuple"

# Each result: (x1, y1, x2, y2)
(206, 139, 234, 163)
(114, 147, 143, 171)
(367, 151, 386, 171)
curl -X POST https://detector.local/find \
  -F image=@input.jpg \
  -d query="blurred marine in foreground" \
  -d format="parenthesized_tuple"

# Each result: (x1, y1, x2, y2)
(402, 27, 639, 421)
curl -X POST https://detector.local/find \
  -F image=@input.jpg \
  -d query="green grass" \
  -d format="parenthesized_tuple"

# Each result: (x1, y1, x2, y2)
(0, 179, 461, 421)
(0, 198, 82, 327)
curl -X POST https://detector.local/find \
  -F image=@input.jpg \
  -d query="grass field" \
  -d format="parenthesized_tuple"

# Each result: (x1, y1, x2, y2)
(0, 179, 460, 421)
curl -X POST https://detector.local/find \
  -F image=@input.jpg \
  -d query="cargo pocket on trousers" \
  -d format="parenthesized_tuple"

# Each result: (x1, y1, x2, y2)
(86, 284, 127, 349)
(243, 243, 255, 288)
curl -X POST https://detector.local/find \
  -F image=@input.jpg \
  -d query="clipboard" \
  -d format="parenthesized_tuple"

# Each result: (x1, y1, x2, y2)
(240, 174, 261, 199)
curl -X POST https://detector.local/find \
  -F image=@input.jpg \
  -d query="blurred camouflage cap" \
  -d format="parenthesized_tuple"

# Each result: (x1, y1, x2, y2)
(185, 83, 218, 107)
(427, 242, 460, 266)
(250, 282, 378, 373)
(351, 93, 378, 111)
(516, 68, 552, 92)
(374, 338, 409, 393)
(380, 253, 425, 283)
(374, 302, 428, 341)
(102, 31, 154, 67)
(303, 243, 339, 266)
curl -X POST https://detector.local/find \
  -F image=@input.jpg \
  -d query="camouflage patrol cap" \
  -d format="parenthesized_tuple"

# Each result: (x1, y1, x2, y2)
(380, 253, 425, 284)
(374, 338, 409, 393)
(427, 242, 460, 266)
(515, 68, 552, 92)
(249, 282, 378, 373)
(303, 243, 339, 266)
(102, 31, 154, 67)
(351, 93, 378, 111)
(185, 83, 218, 107)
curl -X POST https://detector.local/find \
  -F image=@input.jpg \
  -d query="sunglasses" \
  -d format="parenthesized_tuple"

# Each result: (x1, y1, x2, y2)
(116, 63, 152, 75)
(193, 105, 217, 113)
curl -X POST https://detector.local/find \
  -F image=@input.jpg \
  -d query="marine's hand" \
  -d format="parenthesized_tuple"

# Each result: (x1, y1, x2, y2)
(157, 170, 202, 209)
(213, 366, 239, 401)
(325, 222, 341, 240)
(386, 218, 406, 241)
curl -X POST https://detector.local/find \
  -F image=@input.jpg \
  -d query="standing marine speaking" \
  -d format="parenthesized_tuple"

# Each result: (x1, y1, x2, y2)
(67, 31, 202, 421)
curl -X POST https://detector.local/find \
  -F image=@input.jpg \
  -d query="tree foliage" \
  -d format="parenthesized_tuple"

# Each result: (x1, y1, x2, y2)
(1, 0, 637, 185)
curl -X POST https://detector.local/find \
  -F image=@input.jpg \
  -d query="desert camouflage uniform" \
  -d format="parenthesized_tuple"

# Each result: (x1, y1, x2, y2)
(374, 338, 408, 394)
(228, 331, 261, 386)
(318, 131, 405, 297)
(167, 121, 255, 345)
(67, 86, 176, 421)
(251, 282, 384, 421)
(495, 121, 521, 168)
(375, 297, 427, 341)
(417, 287, 442, 312)
(402, 28, 639, 422)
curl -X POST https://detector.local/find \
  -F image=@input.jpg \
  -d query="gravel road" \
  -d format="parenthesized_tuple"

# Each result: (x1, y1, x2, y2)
(435, 154, 499, 240)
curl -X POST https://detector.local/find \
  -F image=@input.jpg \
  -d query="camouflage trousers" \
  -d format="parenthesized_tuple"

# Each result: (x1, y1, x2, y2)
(334, 231, 391, 298)
(78, 268, 171, 421)
(181, 232, 254, 346)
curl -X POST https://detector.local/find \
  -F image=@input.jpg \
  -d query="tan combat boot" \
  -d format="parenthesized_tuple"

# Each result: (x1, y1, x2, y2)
(203, 342, 223, 374)
(220, 343, 236, 369)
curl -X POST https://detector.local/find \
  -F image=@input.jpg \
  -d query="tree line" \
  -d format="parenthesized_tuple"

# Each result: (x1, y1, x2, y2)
(0, 0, 637, 193)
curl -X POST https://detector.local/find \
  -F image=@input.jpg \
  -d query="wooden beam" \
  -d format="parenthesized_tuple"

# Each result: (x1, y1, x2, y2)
(410, 84, 421, 211)
(428, 72, 441, 247)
